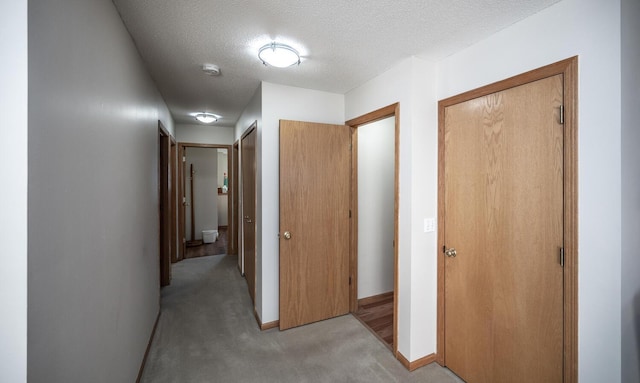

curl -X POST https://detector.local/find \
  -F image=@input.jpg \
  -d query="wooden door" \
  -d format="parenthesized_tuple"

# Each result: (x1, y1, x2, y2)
(279, 120, 351, 330)
(230, 141, 239, 255)
(158, 124, 171, 287)
(241, 126, 257, 303)
(443, 75, 564, 382)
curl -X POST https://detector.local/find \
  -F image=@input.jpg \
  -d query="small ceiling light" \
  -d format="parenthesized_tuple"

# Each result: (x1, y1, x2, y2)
(258, 42, 301, 68)
(195, 113, 218, 124)
(202, 63, 221, 76)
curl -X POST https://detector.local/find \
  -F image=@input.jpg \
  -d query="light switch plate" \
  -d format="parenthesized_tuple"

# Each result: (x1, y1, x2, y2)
(424, 218, 436, 233)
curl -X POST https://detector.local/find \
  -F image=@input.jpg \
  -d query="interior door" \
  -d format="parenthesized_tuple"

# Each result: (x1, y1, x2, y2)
(241, 126, 257, 303)
(443, 75, 564, 382)
(158, 124, 171, 286)
(279, 120, 351, 330)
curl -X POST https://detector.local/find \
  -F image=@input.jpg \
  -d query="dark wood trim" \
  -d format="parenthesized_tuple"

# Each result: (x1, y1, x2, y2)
(436, 56, 578, 383)
(345, 103, 398, 127)
(346, 103, 400, 358)
(349, 127, 359, 313)
(239, 121, 257, 283)
(158, 122, 171, 287)
(229, 140, 240, 255)
(177, 143, 233, 261)
(170, 137, 178, 263)
(136, 311, 160, 383)
(260, 321, 279, 331)
(253, 308, 279, 330)
(357, 291, 394, 307)
(396, 352, 437, 372)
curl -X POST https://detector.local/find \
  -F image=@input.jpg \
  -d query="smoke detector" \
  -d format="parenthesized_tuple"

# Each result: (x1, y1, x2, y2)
(202, 63, 221, 76)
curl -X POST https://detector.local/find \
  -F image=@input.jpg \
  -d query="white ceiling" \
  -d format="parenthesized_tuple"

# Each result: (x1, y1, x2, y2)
(113, 0, 560, 126)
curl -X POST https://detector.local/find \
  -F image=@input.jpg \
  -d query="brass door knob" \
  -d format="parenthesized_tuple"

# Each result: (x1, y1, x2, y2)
(445, 248, 457, 257)
(283, 231, 291, 240)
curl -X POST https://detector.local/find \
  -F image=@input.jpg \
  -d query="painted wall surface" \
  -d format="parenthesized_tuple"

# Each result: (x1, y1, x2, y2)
(234, 84, 261, 299)
(176, 124, 234, 145)
(621, 0, 640, 381)
(357, 117, 395, 299)
(260, 82, 345, 323)
(437, 0, 622, 380)
(185, 147, 219, 240)
(28, 0, 174, 381)
(346, 56, 438, 360)
(0, 1, 27, 381)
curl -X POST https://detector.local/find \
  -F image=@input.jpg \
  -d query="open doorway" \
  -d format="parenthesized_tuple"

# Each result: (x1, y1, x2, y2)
(347, 104, 399, 354)
(177, 143, 232, 260)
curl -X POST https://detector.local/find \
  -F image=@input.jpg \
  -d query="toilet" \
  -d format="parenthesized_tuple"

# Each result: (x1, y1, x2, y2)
(202, 229, 218, 243)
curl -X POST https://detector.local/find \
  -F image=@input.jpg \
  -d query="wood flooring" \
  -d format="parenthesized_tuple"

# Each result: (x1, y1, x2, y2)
(353, 292, 394, 349)
(185, 228, 228, 259)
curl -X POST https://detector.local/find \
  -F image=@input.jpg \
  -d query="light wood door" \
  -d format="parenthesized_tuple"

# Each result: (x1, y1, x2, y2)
(279, 120, 351, 330)
(242, 127, 257, 303)
(443, 75, 564, 382)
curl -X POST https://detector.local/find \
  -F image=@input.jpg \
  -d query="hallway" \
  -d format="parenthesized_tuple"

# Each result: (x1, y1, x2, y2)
(140, 255, 462, 383)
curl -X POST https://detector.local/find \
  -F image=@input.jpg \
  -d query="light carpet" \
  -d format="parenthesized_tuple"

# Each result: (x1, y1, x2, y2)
(140, 254, 462, 383)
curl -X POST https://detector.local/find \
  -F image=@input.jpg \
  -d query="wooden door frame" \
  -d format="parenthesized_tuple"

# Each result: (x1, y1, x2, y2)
(230, 140, 240, 255)
(436, 56, 578, 382)
(170, 137, 178, 263)
(346, 103, 400, 358)
(177, 142, 233, 260)
(158, 122, 171, 287)
(239, 122, 257, 282)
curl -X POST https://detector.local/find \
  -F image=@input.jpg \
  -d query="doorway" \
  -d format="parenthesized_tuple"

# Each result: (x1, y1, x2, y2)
(158, 122, 171, 287)
(437, 57, 578, 382)
(240, 123, 257, 304)
(346, 104, 400, 355)
(178, 143, 232, 260)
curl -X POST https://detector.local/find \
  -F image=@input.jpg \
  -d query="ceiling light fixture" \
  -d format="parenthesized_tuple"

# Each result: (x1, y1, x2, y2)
(202, 63, 221, 76)
(258, 42, 301, 68)
(195, 113, 218, 124)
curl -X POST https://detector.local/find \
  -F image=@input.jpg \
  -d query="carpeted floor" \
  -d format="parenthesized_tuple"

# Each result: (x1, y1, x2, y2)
(140, 254, 463, 383)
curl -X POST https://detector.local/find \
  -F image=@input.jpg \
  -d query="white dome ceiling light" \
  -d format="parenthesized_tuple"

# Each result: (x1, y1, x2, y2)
(258, 42, 301, 68)
(195, 113, 219, 124)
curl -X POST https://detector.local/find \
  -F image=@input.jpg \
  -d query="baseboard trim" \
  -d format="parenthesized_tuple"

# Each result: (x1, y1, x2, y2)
(260, 320, 279, 331)
(253, 308, 279, 331)
(396, 351, 437, 372)
(136, 311, 161, 383)
(357, 291, 393, 308)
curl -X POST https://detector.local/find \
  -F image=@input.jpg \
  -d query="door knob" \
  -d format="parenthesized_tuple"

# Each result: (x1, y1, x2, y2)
(445, 248, 457, 258)
(283, 231, 291, 240)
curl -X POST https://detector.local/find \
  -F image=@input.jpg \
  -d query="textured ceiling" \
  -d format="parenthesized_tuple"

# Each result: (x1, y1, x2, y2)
(113, 0, 560, 126)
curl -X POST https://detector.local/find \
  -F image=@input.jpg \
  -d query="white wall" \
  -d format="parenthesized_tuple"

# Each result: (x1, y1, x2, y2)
(259, 82, 345, 323)
(437, 0, 621, 380)
(357, 117, 395, 299)
(176, 124, 234, 145)
(345, 57, 438, 360)
(28, 0, 174, 381)
(185, 148, 218, 240)
(0, 1, 27, 382)
(621, 0, 640, 381)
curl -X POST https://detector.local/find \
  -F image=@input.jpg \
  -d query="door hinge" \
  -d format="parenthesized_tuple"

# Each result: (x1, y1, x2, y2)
(559, 247, 565, 267)
(349, 142, 352, 151)
(349, 276, 352, 285)
(559, 105, 564, 124)
(349, 210, 352, 218)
